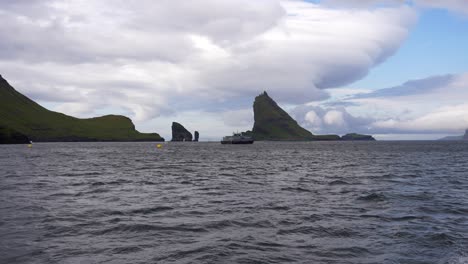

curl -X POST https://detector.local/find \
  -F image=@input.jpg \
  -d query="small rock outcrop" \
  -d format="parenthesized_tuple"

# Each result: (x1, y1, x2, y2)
(171, 122, 192, 141)
(341, 133, 376, 141)
(194, 131, 199, 142)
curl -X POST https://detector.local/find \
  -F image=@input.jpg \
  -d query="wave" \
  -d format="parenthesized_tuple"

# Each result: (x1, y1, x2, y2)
(329, 180, 350, 185)
(129, 206, 174, 215)
(93, 223, 209, 235)
(357, 192, 387, 202)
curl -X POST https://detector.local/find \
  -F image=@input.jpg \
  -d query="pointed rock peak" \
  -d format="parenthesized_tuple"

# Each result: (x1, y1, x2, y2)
(257, 91, 270, 99)
(0, 74, 9, 84)
(252, 92, 314, 141)
(0, 74, 7, 84)
(254, 91, 277, 108)
(0, 74, 15, 91)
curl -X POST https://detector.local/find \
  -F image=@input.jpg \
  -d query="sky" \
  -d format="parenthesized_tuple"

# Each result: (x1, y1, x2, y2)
(1, 0, 467, 140)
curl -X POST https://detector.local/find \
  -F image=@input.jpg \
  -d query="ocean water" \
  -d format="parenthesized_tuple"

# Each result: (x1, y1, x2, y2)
(0, 141, 467, 264)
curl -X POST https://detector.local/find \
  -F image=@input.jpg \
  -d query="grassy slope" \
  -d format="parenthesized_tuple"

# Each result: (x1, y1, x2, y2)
(0, 75, 164, 142)
(252, 92, 339, 141)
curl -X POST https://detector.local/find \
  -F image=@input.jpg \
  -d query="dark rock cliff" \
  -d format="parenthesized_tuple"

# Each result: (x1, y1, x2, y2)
(171, 122, 193, 141)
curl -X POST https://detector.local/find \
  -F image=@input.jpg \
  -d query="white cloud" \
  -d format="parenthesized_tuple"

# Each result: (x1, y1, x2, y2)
(10, 1, 466, 139)
(2, 0, 464, 139)
(323, 110, 346, 126)
(222, 109, 254, 128)
(292, 104, 373, 135)
(0, 0, 416, 129)
(54, 102, 95, 117)
(297, 72, 468, 136)
(372, 104, 468, 132)
(305, 110, 322, 128)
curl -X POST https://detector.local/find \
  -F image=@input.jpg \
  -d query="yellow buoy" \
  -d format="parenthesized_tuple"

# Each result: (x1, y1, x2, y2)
(27, 144, 32, 148)
(156, 144, 162, 149)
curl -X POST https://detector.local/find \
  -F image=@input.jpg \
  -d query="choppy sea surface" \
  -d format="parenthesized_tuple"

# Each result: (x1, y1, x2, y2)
(1, 141, 467, 264)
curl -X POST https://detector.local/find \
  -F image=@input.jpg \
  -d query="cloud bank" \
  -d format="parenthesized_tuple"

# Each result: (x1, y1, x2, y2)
(2, 0, 465, 139)
(296, 72, 468, 136)
(0, 0, 416, 125)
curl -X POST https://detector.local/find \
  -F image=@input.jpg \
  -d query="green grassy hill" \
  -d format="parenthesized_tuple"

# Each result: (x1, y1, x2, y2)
(341, 133, 376, 141)
(0, 75, 164, 142)
(252, 92, 340, 141)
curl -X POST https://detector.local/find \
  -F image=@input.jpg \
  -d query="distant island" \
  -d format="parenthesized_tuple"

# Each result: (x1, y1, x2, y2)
(243, 92, 375, 141)
(438, 129, 468, 141)
(0, 75, 164, 143)
(341, 133, 376, 141)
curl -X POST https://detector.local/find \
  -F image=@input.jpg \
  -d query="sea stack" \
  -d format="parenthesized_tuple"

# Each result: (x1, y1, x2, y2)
(252, 92, 316, 141)
(464, 129, 468, 140)
(251, 92, 340, 141)
(194, 131, 199, 142)
(171, 122, 193, 141)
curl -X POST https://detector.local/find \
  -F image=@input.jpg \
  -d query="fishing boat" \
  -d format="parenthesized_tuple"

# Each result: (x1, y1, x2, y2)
(221, 133, 254, 144)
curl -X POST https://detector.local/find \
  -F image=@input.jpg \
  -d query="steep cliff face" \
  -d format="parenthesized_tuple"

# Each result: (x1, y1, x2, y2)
(252, 92, 315, 141)
(171, 122, 193, 141)
(0, 75, 164, 142)
(251, 92, 340, 141)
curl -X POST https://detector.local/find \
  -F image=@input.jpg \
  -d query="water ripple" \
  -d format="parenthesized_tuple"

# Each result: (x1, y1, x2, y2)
(1, 141, 468, 263)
